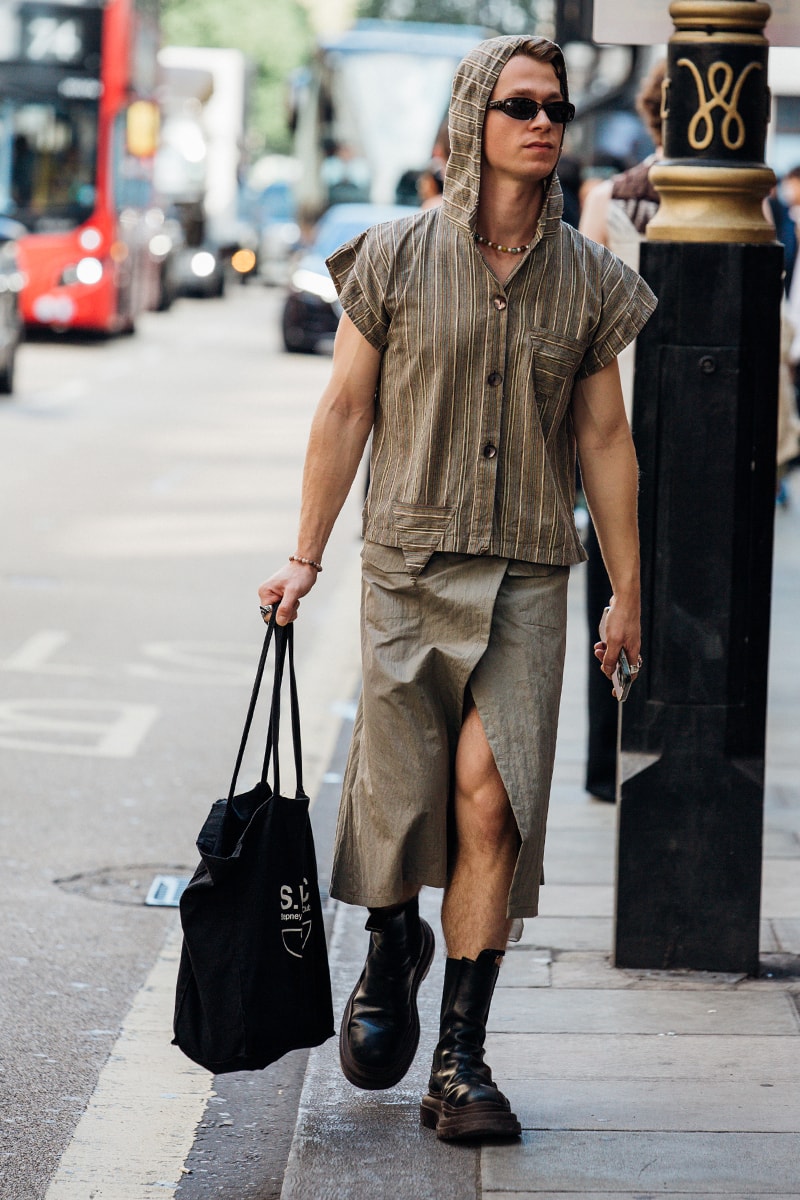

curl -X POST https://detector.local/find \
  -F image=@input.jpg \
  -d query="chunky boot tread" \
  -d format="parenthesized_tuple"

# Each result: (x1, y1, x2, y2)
(339, 917, 435, 1090)
(420, 1094, 521, 1140)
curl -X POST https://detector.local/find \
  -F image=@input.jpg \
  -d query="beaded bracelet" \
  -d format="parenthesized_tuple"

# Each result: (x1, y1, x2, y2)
(290, 554, 323, 572)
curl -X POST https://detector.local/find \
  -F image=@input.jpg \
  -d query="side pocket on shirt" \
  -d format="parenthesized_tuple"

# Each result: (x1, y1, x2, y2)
(391, 502, 456, 577)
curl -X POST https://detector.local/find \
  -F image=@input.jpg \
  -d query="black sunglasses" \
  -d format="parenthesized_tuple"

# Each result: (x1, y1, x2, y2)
(487, 97, 576, 124)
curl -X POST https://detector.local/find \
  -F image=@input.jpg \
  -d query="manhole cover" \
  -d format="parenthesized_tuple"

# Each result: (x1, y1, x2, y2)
(55, 864, 193, 907)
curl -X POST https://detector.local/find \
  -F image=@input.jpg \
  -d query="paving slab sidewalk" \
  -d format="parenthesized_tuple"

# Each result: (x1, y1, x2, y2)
(282, 482, 800, 1200)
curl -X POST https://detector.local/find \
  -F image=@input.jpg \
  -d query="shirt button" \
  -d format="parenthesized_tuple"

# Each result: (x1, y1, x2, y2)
(487, 371, 503, 387)
(483, 443, 498, 459)
(493, 295, 507, 311)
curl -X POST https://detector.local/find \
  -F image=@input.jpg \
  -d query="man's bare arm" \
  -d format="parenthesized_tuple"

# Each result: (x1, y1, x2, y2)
(572, 357, 641, 678)
(258, 313, 381, 624)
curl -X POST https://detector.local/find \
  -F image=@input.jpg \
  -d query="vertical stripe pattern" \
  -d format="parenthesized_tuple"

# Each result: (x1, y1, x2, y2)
(325, 35, 657, 570)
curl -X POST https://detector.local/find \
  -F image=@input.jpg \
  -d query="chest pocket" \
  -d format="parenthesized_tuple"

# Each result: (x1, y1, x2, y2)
(529, 328, 586, 442)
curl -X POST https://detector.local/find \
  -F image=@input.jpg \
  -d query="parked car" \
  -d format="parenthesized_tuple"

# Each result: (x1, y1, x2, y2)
(0, 216, 25, 393)
(146, 207, 186, 311)
(173, 242, 227, 299)
(281, 203, 413, 354)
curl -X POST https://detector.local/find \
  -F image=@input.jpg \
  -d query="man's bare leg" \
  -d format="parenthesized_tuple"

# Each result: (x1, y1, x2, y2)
(422, 695, 522, 1139)
(441, 697, 519, 957)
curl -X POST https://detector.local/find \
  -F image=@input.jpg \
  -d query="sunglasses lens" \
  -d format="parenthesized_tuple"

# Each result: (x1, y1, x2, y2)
(546, 102, 575, 124)
(504, 98, 537, 120)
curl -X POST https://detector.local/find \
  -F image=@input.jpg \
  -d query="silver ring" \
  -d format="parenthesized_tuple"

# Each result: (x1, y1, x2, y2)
(259, 604, 273, 623)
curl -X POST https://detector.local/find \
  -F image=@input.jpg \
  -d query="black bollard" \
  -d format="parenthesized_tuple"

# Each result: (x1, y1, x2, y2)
(613, 0, 784, 973)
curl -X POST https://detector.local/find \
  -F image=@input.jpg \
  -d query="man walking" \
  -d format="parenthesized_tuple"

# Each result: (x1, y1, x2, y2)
(259, 34, 656, 1141)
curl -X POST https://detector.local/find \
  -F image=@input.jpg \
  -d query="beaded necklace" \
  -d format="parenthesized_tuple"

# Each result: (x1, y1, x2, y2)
(474, 232, 532, 254)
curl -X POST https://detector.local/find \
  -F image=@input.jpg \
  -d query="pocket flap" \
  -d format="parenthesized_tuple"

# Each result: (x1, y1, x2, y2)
(391, 502, 455, 576)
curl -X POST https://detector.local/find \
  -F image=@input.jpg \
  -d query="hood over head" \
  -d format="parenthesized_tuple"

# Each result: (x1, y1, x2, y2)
(442, 35, 569, 237)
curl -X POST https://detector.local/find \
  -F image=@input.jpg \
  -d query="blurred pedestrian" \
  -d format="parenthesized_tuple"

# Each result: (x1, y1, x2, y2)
(782, 165, 800, 220)
(321, 140, 370, 206)
(784, 168, 800, 416)
(774, 170, 800, 504)
(259, 34, 655, 1141)
(770, 180, 796, 296)
(418, 158, 445, 209)
(777, 307, 800, 505)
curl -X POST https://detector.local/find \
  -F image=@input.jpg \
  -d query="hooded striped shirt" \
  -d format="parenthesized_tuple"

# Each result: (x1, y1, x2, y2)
(326, 35, 657, 569)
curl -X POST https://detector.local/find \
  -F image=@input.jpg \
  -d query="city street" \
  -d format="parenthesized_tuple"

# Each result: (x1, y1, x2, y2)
(1, 0, 798, 1195)
(1, 284, 799, 1200)
(0, 287, 365, 1199)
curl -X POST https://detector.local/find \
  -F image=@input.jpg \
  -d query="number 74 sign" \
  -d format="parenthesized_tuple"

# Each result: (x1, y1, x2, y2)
(23, 15, 84, 63)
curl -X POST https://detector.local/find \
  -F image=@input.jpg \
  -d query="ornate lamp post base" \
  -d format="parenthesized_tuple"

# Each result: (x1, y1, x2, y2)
(647, 163, 775, 241)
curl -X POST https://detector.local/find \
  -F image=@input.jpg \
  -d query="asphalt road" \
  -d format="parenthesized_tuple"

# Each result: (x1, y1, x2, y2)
(0, 287, 364, 1199)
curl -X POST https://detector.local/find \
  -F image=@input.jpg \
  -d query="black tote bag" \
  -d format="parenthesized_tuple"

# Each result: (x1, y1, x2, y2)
(173, 616, 335, 1073)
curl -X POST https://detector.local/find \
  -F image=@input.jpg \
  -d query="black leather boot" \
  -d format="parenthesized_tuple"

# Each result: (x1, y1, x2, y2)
(420, 949, 521, 1140)
(339, 896, 435, 1090)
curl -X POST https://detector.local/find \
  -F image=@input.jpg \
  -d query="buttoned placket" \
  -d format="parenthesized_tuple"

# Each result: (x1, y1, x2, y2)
(471, 279, 510, 553)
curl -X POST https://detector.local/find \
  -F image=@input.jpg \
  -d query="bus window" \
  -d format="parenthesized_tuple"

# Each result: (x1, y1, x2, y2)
(113, 111, 154, 211)
(0, 99, 97, 231)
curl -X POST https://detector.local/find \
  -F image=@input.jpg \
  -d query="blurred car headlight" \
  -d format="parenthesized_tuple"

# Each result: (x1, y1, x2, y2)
(191, 251, 217, 279)
(60, 257, 104, 286)
(149, 233, 173, 260)
(231, 248, 257, 274)
(291, 268, 337, 305)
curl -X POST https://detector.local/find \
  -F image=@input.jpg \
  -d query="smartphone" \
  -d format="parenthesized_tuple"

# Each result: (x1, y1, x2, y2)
(612, 648, 633, 703)
(598, 606, 633, 703)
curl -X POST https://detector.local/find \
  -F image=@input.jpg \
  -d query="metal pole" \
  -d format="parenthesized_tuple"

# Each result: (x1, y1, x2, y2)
(614, 0, 783, 972)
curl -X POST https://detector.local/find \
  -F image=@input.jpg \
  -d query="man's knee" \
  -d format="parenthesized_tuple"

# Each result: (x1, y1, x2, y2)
(456, 750, 514, 848)
(458, 780, 516, 847)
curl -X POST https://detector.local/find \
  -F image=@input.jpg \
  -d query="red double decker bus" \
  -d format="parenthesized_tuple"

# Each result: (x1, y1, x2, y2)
(0, 0, 162, 333)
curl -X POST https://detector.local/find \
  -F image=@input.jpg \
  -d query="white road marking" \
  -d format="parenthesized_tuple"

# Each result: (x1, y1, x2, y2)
(127, 641, 256, 685)
(26, 379, 89, 406)
(43, 924, 211, 1200)
(0, 700, 159, 757)
(0, 630, 93, 676)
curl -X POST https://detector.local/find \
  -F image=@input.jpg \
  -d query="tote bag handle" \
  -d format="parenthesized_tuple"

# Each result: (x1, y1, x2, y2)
(226, 612, 303, 804)
(261, 618, 304, 799)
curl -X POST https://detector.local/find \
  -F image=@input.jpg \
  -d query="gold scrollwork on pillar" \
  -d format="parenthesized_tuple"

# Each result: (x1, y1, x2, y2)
(676, 58, 762, 151)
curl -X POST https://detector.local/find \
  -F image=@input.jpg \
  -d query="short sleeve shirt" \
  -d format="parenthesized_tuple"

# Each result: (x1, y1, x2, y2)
(327, 200, 657, 567)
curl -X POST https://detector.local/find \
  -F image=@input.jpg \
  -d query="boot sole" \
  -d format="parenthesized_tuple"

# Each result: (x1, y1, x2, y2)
(339, 918, 435, 1091)
(420, 1095, 522, 1141)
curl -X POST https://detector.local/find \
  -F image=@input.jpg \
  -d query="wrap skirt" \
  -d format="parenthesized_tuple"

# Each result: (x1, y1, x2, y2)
(329, 541, 569, 919)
